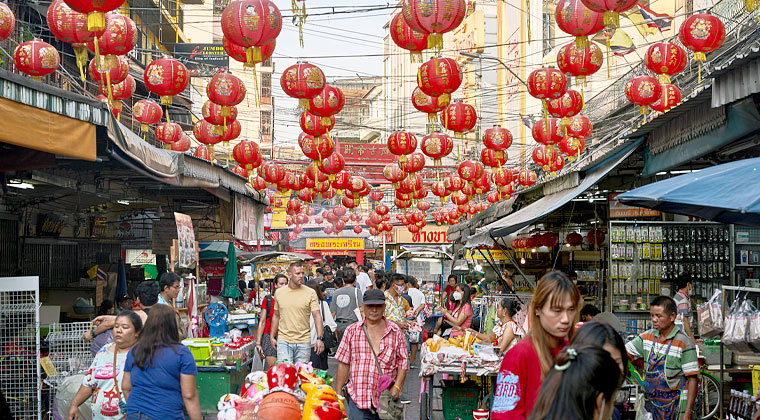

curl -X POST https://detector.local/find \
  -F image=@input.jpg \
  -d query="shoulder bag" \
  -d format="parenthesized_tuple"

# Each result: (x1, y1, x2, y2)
(361, 324, 404, 420)
(353, 287, 363, 321)
(320, 302, 339, 350)
(112, 346, 127, 414)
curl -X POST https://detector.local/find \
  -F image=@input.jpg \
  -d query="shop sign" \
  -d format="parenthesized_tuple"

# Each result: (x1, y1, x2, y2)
(234, 195, 260, 241)
(306, 238, 364, 250)
(338, 143, 395, 165)
(174, 212, 197, 269)
(466, 249, 514, 260)
(90, 216, 107, 238)
(125, 249, 156, 266)
(174, 43, 229, 77)
(395, 226, 450, 244)
(609, 193, 661, 218)
(201, 261, 226, 277)
(37, 213, 67, 237)
(320, 250, 355, 256)
(452, 11, 485, 65)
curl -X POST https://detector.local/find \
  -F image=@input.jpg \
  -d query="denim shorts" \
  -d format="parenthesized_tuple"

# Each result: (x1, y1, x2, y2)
(276, 340, 311, 364)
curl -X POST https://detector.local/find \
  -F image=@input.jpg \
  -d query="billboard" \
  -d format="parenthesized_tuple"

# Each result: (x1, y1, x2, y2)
(174, 44, 229, 77)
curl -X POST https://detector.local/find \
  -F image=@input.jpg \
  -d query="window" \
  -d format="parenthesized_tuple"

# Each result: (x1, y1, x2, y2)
(543, 1, 555, 57)
(261, 73, 272, 98)
(261, 111, 272, 136)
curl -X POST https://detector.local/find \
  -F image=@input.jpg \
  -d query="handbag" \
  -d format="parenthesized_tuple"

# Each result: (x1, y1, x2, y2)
(361, 325, 404, 420)
(320, 302, 339, 350)
(112, 346, 127, 414)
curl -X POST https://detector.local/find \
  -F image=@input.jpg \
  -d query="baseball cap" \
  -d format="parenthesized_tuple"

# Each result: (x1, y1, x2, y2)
(363, 289, 386, 305)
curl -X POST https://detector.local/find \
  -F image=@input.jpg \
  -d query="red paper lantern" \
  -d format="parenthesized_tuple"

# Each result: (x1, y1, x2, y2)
(370, 190, 384, 202)
(390, 13, 428, 62)
(207, 71, 246, 116)
(549, 153, 565, 175)
(412, 87, 447, 124)
(88, 55, 128, 85)
(281, 62, 326, 109)
(401, 0, 467, 49)
(193, 120, 224, 154)
(532, 118, 565, 145)
(558, 137, 586, 161)
(194, 146, 211, 161)
(233, 140, 261, 170)
(376, 204, 390, 216)
(625, 75, 662, 114)
(133, 99, 163, 132)
(417, 57, 462, 105)
(144, 57, 190, 105)
(542, 232, 560, 247)
(62, 0, 125, 32)
(300, 111, 334, 137)
(251, 176, 268, 190)
(223, 37, 275, 68)
(387, 131, 418, 162)
(399, 152, 426, 174)
(532, 145, 558, 172)
(566, 232, 584, 246)
(650, 84, 682, 113)
(220, 0, 282, 66)
(0, 2, 14, 42)
(440, 100, 477, 139)
(383, 163, 407, 188)
(528, 67, 568, 101)
(679, 13, 725, 63)
(155, 122, 183, 149)
(103, 74, 135, 101)
(170, 135, 192, 152)
(203, 101, 238, 127)
(222, 120, 242, 143)
(318, 152, 345, 181)
(499, 183, 515, 199)
(580, 0, 637, 27)
(546, 90, 584, 127)
(47, 0, 93, 73)
(645, 43, 688, 85)
(587, 229, 606, 244)
(86, 13, 137, 57)
(491, 167, 513, 187)
(308, 84, 345, 125)
(556, 41, 603, 85)
(481, 148, 507, 169)
(353, 226, 363, 235)
(332, 171, 352, 193)
(445, 173, 465, 192)
(431, 180, 448, 204)
(298, 188, 316, 203)
(417, 201, 431, 212)
(555, 0, 605, 48)
(566, 115, 593, 139)
(14, 40, 59, 80)
(305, 162, 328, 183)
(232, 165, 249, 179)
(518, 170, 537, 187)
(482, 125, 513, 160)
(420, 132, 453, 166)
(458, 160, 483, 182)
(299, 133, 334, 161)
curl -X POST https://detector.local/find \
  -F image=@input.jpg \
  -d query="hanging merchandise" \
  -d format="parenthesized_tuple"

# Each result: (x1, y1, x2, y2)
(281, 62, 326, 110)
(650, 84, 682, 113)
(13, 39, 60, 81)
(556, 41, 603, 85)
(555, 0, 605, 48)
(697, 289, 724, 339)
(144, 57, 190, 105)
(401, 0, 467, 50)
(417, 56, 463, 106)
(390, 13, 428, 62)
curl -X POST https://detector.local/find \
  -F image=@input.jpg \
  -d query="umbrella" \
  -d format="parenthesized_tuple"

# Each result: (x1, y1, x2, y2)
(115, 259, 127, 300)
(617, 158, 760, 226)
(220, 242, 241, 298)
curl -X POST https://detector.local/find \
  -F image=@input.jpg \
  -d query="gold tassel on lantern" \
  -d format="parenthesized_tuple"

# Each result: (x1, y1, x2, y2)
(428, 113, 438, 124)
(141, 124, 149, 132)
(603, 11, 620, 27)
(321, 116, 332, 126)
(161, 95, 173, 106)
(427, 33, 443, 50)
(74, 46, 88, 82)
(299, 98, 309, 110)
(576, 36, 589, 49)
(542, 102, 549, 136)
(747, 0, 759, 11)
(658, 74, 671, 84)
(87, 11, 106, 32)
(438, 93, 450, 107)
(252, 64, 260, 107)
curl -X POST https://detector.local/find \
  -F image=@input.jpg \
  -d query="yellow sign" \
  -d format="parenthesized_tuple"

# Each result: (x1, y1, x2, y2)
(452, 11, 485, 65)
(306, 238, 364, 250)
(270, 191, 290, 229)
(466, 249, 514, 261)
(395, 226, 450, 244)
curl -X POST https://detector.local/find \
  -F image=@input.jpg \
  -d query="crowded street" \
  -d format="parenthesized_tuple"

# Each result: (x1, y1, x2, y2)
(0, 0, 760, 419)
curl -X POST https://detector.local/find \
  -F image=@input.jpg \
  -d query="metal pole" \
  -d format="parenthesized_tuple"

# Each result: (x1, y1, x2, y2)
(382, 234, 387, 270)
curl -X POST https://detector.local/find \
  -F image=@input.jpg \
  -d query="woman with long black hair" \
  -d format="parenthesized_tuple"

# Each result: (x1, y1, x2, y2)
(439, 283, 473, 338)
(468, 297, 523, 354)
(121, 304, 201, 420)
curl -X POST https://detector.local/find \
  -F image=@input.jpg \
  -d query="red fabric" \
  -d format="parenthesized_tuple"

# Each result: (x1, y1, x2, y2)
(335, 318, 410, 410)
(259, 296, 273, 335)
(247, 289, 257, 303)
(491, 337, 567, 420)
(444, 285, 456, 297)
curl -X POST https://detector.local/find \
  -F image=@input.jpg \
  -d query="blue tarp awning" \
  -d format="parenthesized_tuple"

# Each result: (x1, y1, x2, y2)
(617, 157, 760, 226)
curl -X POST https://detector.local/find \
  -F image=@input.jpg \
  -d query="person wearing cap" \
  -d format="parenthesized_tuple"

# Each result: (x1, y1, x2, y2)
(334, 288, 409, 419)
(320, 270, 338, 305)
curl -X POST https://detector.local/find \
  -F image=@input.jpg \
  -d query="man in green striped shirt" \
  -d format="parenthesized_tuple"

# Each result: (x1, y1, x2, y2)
(626, 296, 699, 420)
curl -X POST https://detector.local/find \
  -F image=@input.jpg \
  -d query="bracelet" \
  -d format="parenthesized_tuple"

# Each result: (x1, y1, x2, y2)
(393, 384, 402, 392)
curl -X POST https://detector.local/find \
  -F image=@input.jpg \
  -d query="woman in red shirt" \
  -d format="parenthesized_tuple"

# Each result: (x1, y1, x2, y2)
(255, 274, 288, 368)
(491, 271, 580, 420)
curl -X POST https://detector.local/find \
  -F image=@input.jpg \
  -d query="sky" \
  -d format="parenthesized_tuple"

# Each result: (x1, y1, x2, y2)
(267, 0, 391, 145)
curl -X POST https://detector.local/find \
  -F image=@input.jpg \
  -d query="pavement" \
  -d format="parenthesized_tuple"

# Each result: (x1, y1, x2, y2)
(325, 356, 446, 420)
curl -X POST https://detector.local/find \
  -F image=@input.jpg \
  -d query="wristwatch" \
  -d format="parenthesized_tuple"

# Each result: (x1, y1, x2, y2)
(317, 336, 324, 341)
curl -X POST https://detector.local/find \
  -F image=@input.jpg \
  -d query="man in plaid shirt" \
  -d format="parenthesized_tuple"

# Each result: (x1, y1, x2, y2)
(334, 289, 409, 419)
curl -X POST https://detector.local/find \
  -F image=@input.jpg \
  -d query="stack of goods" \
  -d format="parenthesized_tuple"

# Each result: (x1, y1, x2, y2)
(420, 333, 501, 376)
(216, 362, 346, 420)
(182, 335, 255, 367)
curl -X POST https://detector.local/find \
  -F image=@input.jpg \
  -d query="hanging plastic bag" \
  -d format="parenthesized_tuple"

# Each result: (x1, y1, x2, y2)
(722, 297, 740, 351)
(697, 289, 724, 338)
(747, 300, 760, 352)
